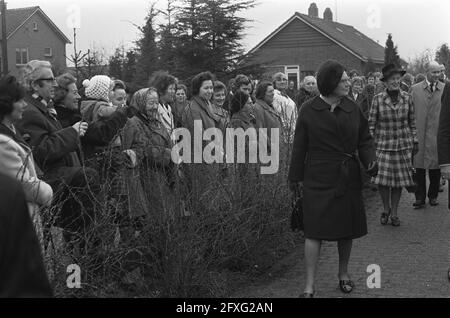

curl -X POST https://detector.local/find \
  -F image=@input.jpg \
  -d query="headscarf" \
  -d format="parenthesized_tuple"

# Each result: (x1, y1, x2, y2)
(130, 88, 160, 124)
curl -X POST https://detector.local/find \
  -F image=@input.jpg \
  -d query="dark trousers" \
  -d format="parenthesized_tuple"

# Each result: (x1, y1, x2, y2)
(415, 168, 441, 201)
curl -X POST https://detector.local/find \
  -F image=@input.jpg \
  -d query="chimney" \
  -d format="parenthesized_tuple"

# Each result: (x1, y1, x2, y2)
(323, 7, 333, 21)
(308, 3, 318, 18)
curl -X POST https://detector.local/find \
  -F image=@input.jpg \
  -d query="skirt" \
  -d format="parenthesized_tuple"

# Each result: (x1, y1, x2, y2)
(372, 149, 415, 188)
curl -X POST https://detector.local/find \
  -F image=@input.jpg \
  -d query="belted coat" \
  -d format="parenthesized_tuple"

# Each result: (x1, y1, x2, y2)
(288, 96, 375, 241)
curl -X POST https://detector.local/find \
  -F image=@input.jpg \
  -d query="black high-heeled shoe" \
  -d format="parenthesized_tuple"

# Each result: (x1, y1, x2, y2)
(380, 208, 391, 225)
(339, 279, 355, 294)
(301, 291, 315, 298)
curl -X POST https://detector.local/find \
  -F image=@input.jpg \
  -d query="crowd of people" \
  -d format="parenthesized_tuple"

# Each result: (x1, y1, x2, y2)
(0, 55, 449, 297)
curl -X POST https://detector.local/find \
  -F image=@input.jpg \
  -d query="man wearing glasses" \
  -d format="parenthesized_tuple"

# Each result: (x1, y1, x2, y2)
(16, 60, 98, 253)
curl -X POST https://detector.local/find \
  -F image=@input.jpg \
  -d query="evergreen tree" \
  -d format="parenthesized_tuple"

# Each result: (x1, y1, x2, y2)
(158, 0, 178, 73)
(109, 47, 125, 79)
(384, 33, 401, 67)
(134, 3, 159, 86)
(436, 43, 450, 78)
(172, 0, 257, 79)
(123, 50, 138, 83)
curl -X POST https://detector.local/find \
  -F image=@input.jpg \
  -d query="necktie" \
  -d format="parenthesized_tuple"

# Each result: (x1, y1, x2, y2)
(430, 83, 434, 93)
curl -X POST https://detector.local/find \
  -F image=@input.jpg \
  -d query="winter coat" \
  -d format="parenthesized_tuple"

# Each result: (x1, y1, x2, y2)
(438, 82, 450, 165)
(368, 90, 418, 151)
(410, 80, 445, 169)
(0, 173, 52, 297)
(211, 103, 230, 130)
(296, 87, 317, 111)
(0, 124, 53, 246)
(349, 91, 370, 118)
(172, 101, 190, 129)
(288, 96, 375, 241)
(122, 113, 177, 218)
(16, 94, 81, 185)
(55, 105, 81, 128)
(253, 99, 283, 146)
(273, 89, 297, 142)
(80, 99, 116, 123)
(158, 103, 175, 140)
(56, 101, 128, 163)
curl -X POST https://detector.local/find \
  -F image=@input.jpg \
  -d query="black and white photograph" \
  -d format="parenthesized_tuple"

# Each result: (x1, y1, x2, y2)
(0, 0, 449, 302)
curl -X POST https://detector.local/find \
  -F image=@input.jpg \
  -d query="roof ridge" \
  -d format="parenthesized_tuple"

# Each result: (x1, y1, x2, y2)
(295, 12, 354, 29)
(4, 6, 39, 12)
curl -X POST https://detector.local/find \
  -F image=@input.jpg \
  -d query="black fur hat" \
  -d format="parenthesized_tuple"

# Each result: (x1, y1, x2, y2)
(316, 60, 345, 97)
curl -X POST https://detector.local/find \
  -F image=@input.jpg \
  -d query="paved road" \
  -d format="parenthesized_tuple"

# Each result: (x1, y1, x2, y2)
(235, 188, 450, 298)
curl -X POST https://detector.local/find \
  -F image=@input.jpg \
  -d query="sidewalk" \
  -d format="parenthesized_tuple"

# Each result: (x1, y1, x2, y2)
(234, 188, 450, 298)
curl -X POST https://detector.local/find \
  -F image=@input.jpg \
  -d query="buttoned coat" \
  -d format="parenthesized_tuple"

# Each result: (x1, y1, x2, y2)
(438, 82, 450, 165)
(410, 80, 445, 169)
(288, 96, 375, 241)
(368, 89, 418, 151)
(16, 94, 81, 185)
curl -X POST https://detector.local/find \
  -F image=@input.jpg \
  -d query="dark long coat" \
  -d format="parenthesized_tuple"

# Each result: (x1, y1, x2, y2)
(288, 96, 375, 241)
(438, 82, 450, 165)
(0, 173, 52, 297)
(16, 94, 81, 186)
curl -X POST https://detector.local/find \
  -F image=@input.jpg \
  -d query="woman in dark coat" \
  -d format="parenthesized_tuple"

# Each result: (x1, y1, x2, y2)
(122, 88, 179, 221)
(288, 60, 377, 297)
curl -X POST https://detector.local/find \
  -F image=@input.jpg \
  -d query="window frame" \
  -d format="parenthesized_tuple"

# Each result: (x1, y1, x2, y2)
(44, 47, 53, 57)
(15, 48, 29, 66)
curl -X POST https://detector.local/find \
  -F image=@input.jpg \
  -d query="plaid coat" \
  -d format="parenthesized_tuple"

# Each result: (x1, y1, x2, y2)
(368, 90, 418, 152)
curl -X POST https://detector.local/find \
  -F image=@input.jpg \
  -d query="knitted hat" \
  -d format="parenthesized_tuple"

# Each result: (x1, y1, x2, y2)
(316, 60, 345, 96)
(83, 75, 111, 102)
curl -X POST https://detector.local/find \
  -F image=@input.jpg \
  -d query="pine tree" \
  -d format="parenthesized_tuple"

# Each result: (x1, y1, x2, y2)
(172, 0, 257, 79)
(123, 50, 137, 84)
(134, 3, 159, 86)
(384, 33, 401, 67)
(436, 43, 450, 78)
(157, 0, 178, 73)
(109, 47, 125, 79)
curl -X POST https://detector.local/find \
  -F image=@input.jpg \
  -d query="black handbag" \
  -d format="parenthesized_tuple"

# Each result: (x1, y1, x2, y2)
(406, 156, 418, 193)
(290, 196, 304, 232)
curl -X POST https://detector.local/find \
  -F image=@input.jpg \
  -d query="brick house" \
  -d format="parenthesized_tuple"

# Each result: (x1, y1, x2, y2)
(0, 6, 71, 77)
(243, 3, 385, 88)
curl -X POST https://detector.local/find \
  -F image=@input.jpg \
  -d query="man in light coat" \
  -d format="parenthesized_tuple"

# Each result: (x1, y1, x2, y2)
(410, 61, 445, 208)
(272, 72, 297, 143)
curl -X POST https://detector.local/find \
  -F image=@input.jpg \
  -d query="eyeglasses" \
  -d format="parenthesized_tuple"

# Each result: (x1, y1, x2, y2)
(39, 77, 56, 82)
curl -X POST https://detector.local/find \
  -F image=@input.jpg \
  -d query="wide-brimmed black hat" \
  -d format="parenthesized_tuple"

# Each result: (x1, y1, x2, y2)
(380, 64, 406, 82)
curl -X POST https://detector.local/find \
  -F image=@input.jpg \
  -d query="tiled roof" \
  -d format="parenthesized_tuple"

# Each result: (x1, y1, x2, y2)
(296, 12, 385, 63)
(0, 6, 70, 43)
(247, 12, 385, 63)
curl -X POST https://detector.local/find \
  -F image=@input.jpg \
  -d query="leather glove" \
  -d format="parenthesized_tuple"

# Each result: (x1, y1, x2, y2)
(366, 161, 378, 177)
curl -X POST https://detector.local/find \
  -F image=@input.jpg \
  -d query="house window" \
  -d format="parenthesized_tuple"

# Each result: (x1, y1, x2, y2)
(44, 47, 53, 57)
(16, 48, 29, 65)
(285, 65, 300, 89)
(33, 22, 38, 31)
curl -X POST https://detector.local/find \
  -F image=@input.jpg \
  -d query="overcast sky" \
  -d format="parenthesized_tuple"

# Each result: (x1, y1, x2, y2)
(9, 0, 450, 63)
